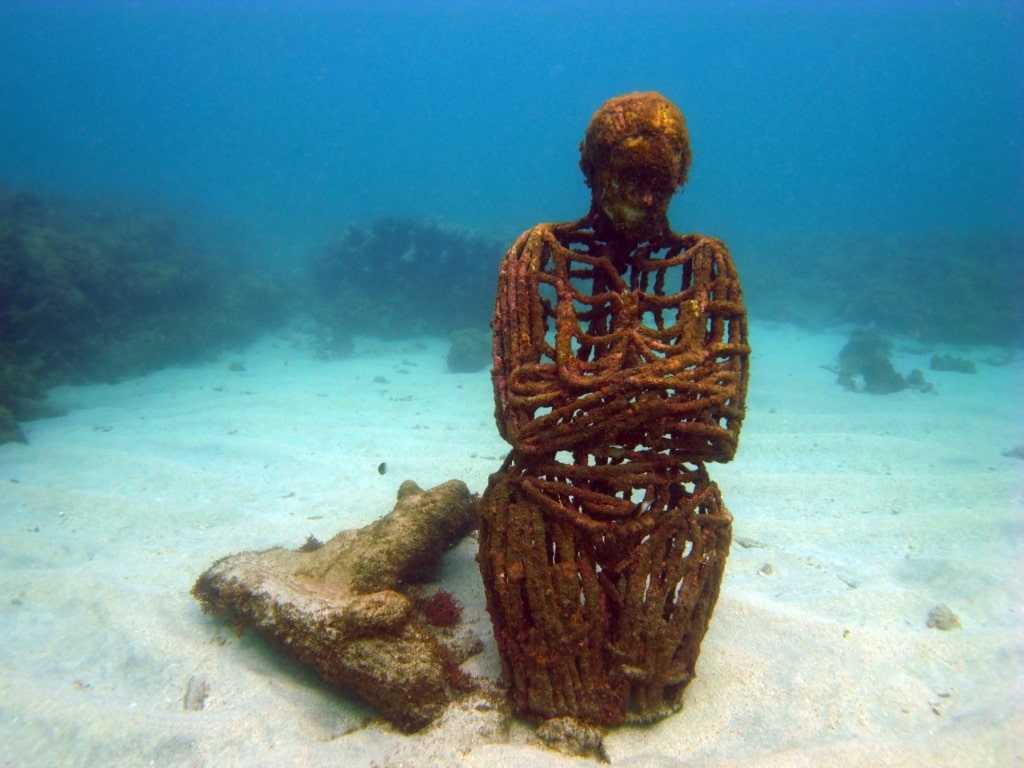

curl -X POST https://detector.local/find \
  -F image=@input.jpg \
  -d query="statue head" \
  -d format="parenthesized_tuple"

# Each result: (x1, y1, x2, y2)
(579, 92, 691, 242)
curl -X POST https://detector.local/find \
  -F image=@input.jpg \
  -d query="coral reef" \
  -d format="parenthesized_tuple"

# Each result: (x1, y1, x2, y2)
(0, 405, 26, 444)
(0, 189, 289, 443)
(307, 218, 505, 342)
(836, 329, 908, 394)
(741, 230, 1024, 346)
(192, 479, 480, 732)
(929, 353, 976, 374)
(479, 92, 750, 726)
(835, 329, 931, 394)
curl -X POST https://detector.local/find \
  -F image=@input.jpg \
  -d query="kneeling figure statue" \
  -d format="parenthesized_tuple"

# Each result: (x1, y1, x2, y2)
(479, 91, 751, 726)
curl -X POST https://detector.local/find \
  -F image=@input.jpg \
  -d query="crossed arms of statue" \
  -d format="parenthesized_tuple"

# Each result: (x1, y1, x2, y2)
(490, 221, 750, 465)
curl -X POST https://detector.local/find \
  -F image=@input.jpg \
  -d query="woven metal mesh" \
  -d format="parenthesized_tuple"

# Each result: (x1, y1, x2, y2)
(480, 219, 750, 724)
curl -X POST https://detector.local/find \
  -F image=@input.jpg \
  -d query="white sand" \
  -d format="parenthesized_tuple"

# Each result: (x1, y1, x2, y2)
(1, 322, 1021, 767)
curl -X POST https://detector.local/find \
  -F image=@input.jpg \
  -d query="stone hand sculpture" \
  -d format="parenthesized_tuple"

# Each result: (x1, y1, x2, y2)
(478, 92, 750, 726)
(193, 480, 479, 732)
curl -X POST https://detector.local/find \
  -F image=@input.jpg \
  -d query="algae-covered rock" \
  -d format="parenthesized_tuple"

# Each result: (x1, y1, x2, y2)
(837, 329, 907, 394)
(192, 479, 479, 732)
(446, 328, 492, 373)
(0, 405, 27, 445)
(836, 329, 932, 394)
(926, 604, 961, 631)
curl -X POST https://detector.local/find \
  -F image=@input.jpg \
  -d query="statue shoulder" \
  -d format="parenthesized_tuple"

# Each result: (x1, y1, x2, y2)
(677, 232, 740, 276)
(676, 232, 731, 253)
(500, 220, 582, 271)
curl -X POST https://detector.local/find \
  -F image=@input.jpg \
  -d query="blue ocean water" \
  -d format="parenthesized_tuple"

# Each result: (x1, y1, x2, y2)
(2, 0, 1021, 259)
(2, 5, 1023, 765)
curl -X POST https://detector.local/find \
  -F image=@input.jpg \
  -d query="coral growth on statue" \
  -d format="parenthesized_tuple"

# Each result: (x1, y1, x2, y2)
(478, 92, 751, 725)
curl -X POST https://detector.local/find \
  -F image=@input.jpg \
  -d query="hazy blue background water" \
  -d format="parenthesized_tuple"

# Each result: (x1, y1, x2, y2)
(2, 0, 1021, 263)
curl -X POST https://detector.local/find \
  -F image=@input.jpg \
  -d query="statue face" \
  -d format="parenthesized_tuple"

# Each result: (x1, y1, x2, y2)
(579, 92, 691, 242)
(591, 167, 676, 240)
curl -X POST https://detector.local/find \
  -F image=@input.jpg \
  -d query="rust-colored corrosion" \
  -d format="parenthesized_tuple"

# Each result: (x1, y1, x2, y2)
(479, 92, 750, 726)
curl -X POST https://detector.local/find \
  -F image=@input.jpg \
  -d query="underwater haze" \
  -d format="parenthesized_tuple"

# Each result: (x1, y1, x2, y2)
(2, 3, 1024, 767)
(2, 0, 1022, 254)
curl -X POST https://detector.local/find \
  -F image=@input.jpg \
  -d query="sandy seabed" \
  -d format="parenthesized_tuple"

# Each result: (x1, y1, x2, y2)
(1, 321, 1021, 768)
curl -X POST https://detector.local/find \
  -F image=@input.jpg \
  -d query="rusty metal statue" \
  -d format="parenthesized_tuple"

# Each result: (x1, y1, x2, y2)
(478, 92, 750, 726)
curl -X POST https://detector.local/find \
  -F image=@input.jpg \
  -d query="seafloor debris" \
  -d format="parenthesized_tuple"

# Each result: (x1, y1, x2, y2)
(183, 675, 210, 711)
(926, 604, 961, 631)
(192, 479, 479, 732)
(536, 716, 609, 761)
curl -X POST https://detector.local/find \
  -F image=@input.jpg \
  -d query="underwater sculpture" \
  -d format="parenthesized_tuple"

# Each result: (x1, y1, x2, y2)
(478, 92, 750, 725)
(193, 479, 479, 732)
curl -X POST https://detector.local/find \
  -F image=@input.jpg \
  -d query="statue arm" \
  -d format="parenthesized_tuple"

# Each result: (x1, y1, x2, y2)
(491, 224, 555, 445)
(492, 230, 749, 462)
